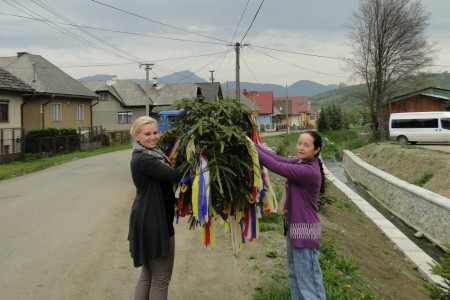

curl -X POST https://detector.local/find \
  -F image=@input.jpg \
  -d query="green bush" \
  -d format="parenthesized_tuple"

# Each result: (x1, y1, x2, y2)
(413, 171, 434, 187)
(25, 128, 79, 154)
(422, 243, 450, 299)
(94, 133, 111, 146)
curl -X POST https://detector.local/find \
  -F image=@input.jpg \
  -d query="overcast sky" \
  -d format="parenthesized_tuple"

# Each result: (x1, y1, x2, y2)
(1, 0, 449, 86)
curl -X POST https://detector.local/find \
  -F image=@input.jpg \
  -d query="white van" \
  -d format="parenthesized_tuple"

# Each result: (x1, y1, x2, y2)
(389, 111, 450, 144)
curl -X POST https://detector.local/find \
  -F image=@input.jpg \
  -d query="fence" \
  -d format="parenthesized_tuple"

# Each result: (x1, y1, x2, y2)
(78, 127, 130, 150)
(259, 123, 288, 132)
(1, 126, 135, 164)
(24, 135, 80, 154)
(0, 128, 24, 164)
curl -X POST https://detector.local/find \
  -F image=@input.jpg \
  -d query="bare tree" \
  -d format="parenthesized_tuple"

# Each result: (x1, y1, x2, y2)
(345, 0, 435, 140)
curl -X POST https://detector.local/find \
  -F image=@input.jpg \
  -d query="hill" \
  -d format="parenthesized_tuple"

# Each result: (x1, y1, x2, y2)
(78, 70, 207, 84)
(221, 80, 337, 97)
(78, 72, 338, 97)
(309, 72, 450, 122)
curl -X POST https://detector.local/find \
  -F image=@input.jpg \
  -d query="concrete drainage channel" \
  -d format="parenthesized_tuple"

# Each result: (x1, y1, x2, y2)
(324, 158, 444, 261)
(324, 158, 446, 286)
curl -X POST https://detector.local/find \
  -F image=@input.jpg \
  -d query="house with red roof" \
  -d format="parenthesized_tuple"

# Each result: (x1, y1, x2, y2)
(274, 96, 317, 129)
(243, 90, 273, 126)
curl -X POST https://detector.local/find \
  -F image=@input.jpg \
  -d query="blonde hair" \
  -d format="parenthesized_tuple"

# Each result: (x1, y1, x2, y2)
(130, 116, 157, 137)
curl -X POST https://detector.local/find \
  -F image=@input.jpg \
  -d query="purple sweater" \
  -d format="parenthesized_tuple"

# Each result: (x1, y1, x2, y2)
(256, 144, 321, 248)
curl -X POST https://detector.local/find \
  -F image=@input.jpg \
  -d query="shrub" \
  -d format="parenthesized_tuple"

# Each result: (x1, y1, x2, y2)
(422, 243, 450, 299)
(413, 171, 434, 187)
(94, 133, 111, 146)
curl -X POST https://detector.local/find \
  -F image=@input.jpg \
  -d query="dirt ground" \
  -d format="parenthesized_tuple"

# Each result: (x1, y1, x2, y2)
(329, 142, 450, 299)
(1, 144, 447, 299)
(352, 143, 450, 199)
(174, 142, 449, 299)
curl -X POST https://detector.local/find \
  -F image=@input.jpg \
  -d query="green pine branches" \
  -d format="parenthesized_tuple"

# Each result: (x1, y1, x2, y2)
(159, 98, 258, 214)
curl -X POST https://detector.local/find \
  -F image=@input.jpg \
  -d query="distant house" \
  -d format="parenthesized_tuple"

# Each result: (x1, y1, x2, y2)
(274, 96, 313, 128)
(243, 90, 274, 125)
(0, 67, 34, 161)
(148, 83, 202, 114)
(273, 96, 318, 129)
(0, 67, 33, 129)
(195, 82, 224, 102)
(384, 87, 450, 117)
(149, 82, 224, 114)
(0, 52, 97, 131)
(83, 79, 227, 129)
(82, 76, 151, 131)
(222, 89, 258, 110)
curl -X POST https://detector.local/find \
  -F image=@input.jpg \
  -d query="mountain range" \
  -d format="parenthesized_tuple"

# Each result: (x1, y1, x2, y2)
(78, 70, 338, 97)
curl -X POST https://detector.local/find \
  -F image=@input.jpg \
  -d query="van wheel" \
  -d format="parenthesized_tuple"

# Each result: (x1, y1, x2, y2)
(397, 136, 408, 144)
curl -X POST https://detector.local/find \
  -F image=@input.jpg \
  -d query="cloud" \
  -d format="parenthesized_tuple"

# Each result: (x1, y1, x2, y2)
(0, 0, 449, 86)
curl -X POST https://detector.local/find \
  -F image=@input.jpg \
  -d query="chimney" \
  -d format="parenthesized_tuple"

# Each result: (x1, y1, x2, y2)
(17, 52, 29, 57)
(106, 75, 117, 86)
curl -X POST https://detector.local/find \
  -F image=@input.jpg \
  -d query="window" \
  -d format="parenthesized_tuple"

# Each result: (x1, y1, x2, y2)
(76, 104, 84, 121)
(0, 101, 8, 122)
(309, 115, 316, 121)
(441, 118, 450, 130)
(118, 111, 132, 124)
(52, 103, 62, 121)
(99, 93, 109, 101)
(392, 118, 438, 128)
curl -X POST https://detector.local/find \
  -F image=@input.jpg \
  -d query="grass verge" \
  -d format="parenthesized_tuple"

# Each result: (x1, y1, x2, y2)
(0, 143, 130, 181)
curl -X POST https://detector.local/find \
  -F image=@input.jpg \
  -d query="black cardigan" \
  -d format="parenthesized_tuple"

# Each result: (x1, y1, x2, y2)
(128, 149, 184, 267)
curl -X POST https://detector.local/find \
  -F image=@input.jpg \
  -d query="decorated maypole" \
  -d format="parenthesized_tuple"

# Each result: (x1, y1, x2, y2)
(159, 98, 278, 252)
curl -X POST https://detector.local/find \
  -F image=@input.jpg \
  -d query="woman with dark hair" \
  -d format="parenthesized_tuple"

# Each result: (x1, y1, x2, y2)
(255, 130, 326, 299)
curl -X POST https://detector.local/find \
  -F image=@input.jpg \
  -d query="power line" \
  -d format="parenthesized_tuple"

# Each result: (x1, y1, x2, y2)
(90, 0, 228, 44)
(241, 53, 261, 85)
(58, 51, 230, 69)
(30, 0, 147, 63)
(4, 0, 136, 62)
(230, 0, 250, 43)
(212, 47, 234, 79)
(240, 0, 265, 43)
(0, 13, 224, 46)
(251, 44, 343, 60)
(248, 45, 351, 79)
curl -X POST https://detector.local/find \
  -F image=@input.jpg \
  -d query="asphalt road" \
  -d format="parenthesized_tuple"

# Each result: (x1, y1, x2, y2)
(0, 150, 138, 299)
(0, 149, 262, 300)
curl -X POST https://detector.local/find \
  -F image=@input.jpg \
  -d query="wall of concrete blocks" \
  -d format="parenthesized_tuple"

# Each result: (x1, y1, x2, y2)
(342, 150, 450, 250)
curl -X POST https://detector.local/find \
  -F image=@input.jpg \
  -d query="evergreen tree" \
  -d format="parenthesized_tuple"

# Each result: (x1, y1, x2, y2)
(317, 109, 328, 132)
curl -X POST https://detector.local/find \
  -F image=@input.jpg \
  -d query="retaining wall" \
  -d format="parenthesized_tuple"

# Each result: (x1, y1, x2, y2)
(342, 150, 450, 249)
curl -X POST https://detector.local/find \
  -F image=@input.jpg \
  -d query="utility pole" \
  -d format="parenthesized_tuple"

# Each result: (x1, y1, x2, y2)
(285, 85, 289, 134)
(139, 63, 154, 116)
(228, 42, 249, 102)
(209, 70, 215, 83)
(235, 43, 241, 101)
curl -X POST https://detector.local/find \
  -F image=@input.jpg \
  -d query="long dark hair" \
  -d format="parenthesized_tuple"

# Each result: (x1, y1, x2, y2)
(303, 130, 325, 194)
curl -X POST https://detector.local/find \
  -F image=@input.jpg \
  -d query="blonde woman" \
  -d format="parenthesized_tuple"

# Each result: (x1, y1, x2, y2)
(128, 116, 185, 300)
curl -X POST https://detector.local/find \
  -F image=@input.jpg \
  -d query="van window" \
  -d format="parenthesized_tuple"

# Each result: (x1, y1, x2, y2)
(167, 116, 177, 123)
(392, 118, 438, 128)
(442, 118, 450, 130)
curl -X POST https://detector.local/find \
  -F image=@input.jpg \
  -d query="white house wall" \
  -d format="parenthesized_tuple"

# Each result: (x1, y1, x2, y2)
(258, 115, 271, 125)
(0, 91, 23, 129)
(92, 99, 146, 131)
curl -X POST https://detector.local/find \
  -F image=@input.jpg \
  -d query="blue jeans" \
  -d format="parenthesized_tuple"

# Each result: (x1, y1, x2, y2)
(286, 238, 326, 300)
